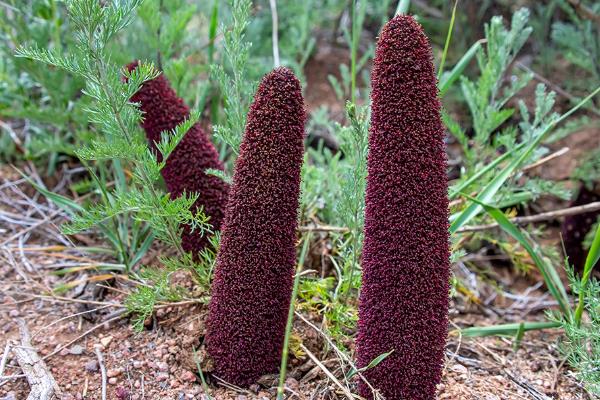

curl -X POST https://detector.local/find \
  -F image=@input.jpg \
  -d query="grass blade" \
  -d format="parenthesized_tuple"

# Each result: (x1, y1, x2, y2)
(460, 321, 560, 337)
(15, 167, 83, 215)
(346, 350, 394, 379)
(437, 0, 458, 81)
(439, 39, 483, 96)
(449, 142, 526, 200)
(574, 223, 600, 326)
(277, 234, 311, 400)
(395, 0, 410, 15)
(462, 194, 571, 316)
(450, 85, 600, 234)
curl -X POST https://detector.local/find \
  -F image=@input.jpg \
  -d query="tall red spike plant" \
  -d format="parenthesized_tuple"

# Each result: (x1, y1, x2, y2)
(205, 67, 306, 386)
(356, 15, 450, 400)
(126, 62, 229, 256)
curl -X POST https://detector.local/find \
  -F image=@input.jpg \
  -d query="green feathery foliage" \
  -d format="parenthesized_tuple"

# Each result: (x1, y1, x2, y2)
(15, 0, 210, 273)
(212, 0, 255, 160)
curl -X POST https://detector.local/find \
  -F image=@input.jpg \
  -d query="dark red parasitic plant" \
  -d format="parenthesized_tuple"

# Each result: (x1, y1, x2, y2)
(205, 67, 306, 386)
(562, 184, 600, 271)
(356, 15, 450, 400)
(126, 61, 229, 256)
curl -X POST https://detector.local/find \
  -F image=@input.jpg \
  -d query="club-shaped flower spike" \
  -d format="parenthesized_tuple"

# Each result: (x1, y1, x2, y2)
(127, 61, 229, 256)
(205, 67, 306, 386)
(356, 15, 450, 400)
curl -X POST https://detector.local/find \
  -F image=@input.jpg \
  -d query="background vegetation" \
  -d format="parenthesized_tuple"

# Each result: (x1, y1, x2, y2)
(1, 0, 599, 397)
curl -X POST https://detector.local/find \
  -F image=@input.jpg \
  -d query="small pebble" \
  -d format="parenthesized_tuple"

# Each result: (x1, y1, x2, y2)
(107, 368, 121, 378)
(9, 309, 19, 317)
(70, 345, 84, 355)
(156, 373, 169, 382)
(108, 377, 118, 385)
(100, 336, 113, 347)
(451, 364, 468, 374)
(156, 361, 169, 372)
(85, 360, 99, 372)
(180, 370, 196, 382)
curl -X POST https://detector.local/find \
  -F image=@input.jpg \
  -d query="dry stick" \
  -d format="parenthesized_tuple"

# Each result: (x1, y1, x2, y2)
(12, 319, 61, 400)
(565, 0, 600, 22)
(521, 147, 569, 172)
(295, 312, 380, 396)
(298, 225, 349, 233)
(269, 0, 280, 68)
(94, 345, 107, 400)
(42, 312, 126, 361)
(0, 210, 60, 246)
(31, 305, 113, 339)
(24, 293, 122, 308)
(299, 201, 600, 234)
(457, 201, 600, 232)
(516, 62, 600, 117)
(299, 344, 356, 399)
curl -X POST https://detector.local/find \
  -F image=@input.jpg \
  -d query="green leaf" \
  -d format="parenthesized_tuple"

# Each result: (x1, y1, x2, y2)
(513, 322, 525, 351)
(451, 85, 600, 233)
(461, 193, 571, 317)
(16, 168, 83, 215)
(439, 39, 483, 97)
(346, 350, 394, 379)
(460, 321, 560, 337)
(574, 223, 600, 326)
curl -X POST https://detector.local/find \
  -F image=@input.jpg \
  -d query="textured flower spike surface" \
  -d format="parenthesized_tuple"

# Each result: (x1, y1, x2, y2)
(356, 15, 450, 400)
(205, 67, 306, 386)
(126, 61, 229, 256)
(562, 184, 600, 271)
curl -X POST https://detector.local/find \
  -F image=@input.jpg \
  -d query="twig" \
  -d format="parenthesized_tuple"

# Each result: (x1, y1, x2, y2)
(23, 293, 122, 308)
(522, 147, 569, 172)
(517, 62, 600, 118)
(31, 305, 113, 339)
(565, 0, 600, 23)
(298, 225, 349, 233)
(299, 344, 356, 400)
(94, 345, 107, 400)
(505, 370, 553, 400)
(300, 201, 600, 235)
(295, 311, 381, 396)
(12, 319, 61, 400)
(43, 312, 126, 360)
(458, 201, 600, 233)
(269, 0, 280, 68)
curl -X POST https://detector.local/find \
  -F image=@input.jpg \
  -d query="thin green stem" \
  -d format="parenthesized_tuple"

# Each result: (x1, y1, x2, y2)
(50, 0, 62, 54)
(395, 0, 410, 15)
(574, 224, 600, 326)
(91, 49, 186, 257)
(350, 0, 357, 104)
(208, 0, 220, 126)
(81, 159, 130, 270)
(277, 234, 311, 400)
(437, 0, 458, 80)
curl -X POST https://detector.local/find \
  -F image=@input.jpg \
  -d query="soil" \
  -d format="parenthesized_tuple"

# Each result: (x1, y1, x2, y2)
(0, 156, 596, 399)
(0, 257, 591, 400)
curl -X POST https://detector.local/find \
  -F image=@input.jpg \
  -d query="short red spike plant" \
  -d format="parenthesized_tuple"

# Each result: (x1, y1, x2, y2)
(356, 15, 450, 400)
(205, 67, 306, 386)
(126, 62, 229, 256)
